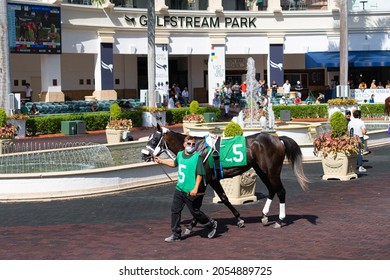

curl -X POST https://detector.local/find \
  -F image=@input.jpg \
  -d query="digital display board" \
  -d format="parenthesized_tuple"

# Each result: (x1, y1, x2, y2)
(8, 2, 61, 54)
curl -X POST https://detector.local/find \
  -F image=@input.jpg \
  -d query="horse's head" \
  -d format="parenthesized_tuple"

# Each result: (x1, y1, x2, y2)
(141, 124, 167, 162)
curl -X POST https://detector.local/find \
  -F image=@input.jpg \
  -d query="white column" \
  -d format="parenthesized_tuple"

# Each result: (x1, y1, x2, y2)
(208, 0, 223, 12)
(40, 55, 64, 102)
(267, 0, 281, 11)
(155, 0, 168, 11)
(208, 35, 226, 105)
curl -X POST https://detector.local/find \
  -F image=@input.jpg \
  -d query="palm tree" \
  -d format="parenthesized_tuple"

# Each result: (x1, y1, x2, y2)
(0, 0, 11, 114)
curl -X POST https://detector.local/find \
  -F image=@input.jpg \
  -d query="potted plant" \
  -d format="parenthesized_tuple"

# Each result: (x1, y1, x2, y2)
(327, 98, 358, 118)
(182, 100, 204, 134)
(212, 122, 257, 205)
(138, 106, 167, 127)
(313, 111, 361, 180)
(106, 103, 133, 144)
(7, 113, 28, 139)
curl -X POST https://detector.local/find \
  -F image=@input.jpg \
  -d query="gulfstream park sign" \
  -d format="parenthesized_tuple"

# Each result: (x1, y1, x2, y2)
(125, 15, 257, 29)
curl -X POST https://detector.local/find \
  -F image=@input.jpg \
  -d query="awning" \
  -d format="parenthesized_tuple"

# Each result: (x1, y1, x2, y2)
(305, 51, 390, 68)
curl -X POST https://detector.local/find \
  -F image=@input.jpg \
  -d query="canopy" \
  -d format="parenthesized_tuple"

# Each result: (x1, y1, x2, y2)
(305, 51, 390, 68)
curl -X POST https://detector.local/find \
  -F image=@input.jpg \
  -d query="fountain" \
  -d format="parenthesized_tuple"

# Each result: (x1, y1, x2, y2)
(0, 144, 114, 174)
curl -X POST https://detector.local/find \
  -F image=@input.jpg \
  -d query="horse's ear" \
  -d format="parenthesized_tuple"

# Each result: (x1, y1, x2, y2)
(156, 123, 161, 131)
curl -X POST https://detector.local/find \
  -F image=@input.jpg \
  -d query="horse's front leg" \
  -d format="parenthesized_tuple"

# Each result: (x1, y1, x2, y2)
(211, 180, 245, 228)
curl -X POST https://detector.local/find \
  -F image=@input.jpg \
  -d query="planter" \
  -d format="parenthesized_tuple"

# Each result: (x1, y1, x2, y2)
(182, 120, 203, 134)
(0, 139, 14, 154)
(213, 168, 257, 205)
(142, 112, 166, 127)
(321, 153, 358, 181)
(106, 129, 129, 144)
(328, 105, 357, 117)
(7, 119, 26, 139)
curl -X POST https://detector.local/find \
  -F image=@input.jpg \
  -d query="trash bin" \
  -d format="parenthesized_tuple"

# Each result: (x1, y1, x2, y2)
(203, 112, 216, 122)
(61, 121, 77, 135)
(74, 120, 86, 134)
(280, 110, 291, 122)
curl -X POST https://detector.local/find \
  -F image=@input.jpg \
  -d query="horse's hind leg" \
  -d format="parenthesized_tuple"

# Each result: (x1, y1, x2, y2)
(274, 187, 286, 228)
(211, 180, 245, 227)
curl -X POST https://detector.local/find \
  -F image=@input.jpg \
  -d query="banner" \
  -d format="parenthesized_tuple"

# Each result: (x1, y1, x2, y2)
(208, 45, 225, 104)
(269, 44, 284, 86)
(100, 43, 113, 90)
(155, 44, 169, 91)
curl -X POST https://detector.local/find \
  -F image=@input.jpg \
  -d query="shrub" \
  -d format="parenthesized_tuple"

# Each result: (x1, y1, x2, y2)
(224, 122, 243, 137)
(110, 103, 122, 120)
(329, 111, 347, 138)
(189, 100, 200, 114)
(0, 108, 7, 127)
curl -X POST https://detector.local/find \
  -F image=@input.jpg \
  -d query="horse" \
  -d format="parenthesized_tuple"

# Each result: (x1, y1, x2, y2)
(384, 96, 390, 120)
(141, 124, 310, 229)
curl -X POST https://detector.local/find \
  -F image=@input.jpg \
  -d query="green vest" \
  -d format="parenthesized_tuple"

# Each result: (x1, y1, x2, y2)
(176, 151, 200, 192)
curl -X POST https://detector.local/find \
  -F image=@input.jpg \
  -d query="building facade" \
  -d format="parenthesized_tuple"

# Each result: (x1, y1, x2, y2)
(7, 0, 390, 104)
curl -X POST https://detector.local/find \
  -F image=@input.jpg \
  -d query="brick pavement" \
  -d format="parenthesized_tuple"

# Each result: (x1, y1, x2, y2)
(0, 140, 389, 260)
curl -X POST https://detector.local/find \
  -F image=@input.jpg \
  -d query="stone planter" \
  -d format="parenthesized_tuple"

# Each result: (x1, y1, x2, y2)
(106, 129, 128, 144)
(142, 112, 166, 127)
(321, 153, 358, 181)
(182, 120, 203, 134)
(7, 119, 26, 139)
(213, 168, 257, 205)
(0, 139, 14, 154)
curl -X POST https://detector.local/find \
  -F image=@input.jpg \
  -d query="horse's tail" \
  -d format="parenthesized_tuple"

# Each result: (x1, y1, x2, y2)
(279, 136, 310, 191)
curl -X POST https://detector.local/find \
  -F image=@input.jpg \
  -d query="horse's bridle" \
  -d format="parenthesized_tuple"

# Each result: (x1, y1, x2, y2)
(142, 129, 176, 161)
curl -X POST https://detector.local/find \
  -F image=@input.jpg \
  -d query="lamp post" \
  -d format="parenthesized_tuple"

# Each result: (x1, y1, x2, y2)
(147, 0, 156, 107)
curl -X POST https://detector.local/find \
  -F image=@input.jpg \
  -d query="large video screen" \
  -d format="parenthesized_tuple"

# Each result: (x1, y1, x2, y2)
(8, 3, 61, 54)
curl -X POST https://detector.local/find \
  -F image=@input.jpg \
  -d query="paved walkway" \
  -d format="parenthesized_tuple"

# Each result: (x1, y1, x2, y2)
(1, 128, 390, 259)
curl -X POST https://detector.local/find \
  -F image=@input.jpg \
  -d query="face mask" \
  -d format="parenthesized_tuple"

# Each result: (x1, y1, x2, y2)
(185, 146, 195, 154)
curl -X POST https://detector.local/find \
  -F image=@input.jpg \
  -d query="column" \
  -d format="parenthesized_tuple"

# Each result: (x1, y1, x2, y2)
(208, 35, 226, 105)
(93, 31, 117, 101)
(40, 55, 64, 102)
(208, 0, 223, 12)
(267, 0, 281, 11)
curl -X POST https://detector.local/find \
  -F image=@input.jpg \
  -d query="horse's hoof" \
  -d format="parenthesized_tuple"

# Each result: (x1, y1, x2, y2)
(261, 214, 268, 226)
(274, 219, 285, 228)
(237, 219, 245, 228)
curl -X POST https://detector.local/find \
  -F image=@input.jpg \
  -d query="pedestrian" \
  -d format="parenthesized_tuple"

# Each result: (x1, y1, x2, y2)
(182, 87, 190, 106)
(25, 83, 32, 102)
(271, 80, 278, 98)
(154, 136, 218, 242)
(369, 94, 375, 103)
(282, 80, 291, 98)
(348, 110, 367, 173)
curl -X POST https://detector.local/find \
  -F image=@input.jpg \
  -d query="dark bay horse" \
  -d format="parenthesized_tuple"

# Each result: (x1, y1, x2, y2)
(141, 124, 310, 228)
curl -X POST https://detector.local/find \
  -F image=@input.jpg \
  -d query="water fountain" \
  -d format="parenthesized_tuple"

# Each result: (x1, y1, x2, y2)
(0, 143, 114, 174)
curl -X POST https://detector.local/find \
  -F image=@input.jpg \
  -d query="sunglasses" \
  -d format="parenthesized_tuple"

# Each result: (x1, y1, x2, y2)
(186, 142, 196, 147)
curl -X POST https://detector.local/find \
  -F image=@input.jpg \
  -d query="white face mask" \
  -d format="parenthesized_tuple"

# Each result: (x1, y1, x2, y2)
(185, 146, 195, 154)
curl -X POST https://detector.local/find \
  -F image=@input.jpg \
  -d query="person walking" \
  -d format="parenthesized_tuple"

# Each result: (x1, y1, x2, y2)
(25, 83, 32, 101)
(348, 110, 367, 173)
(154, 136, 218, 242)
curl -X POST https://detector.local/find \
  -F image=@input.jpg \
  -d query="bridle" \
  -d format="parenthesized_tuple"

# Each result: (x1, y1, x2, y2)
(142, 129, 176, 161)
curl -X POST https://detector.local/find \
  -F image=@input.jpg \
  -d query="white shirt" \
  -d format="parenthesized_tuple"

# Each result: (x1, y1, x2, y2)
(283, 83, 290, 93)
(348, 118, 366, 138)
(168, 97, 175, 109)
(25, 87, 32, 97)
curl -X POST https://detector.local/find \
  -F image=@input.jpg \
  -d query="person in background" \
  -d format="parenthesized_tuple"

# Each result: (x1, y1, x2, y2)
(294, 95, 302, 105)
(377, 81, 384, 89)
(369, 94, 375, 103)
(316, 93, 324, 104)
(348, 110, 367, 173)
(181, 87, 190, 106)
(385, 80, 390, 89)
(295, 81, 303, 98)
(91, 102, 98, 112)
(240, 81, 247, 97)
(345, 110, 351, 128)
(358, 80, 367, 89)
(279, 95, 287, 105)
(282, 80, 291, 98)
(25, 83, 32, 102)
(305, 95, 313, 104)
(29, 103, 40, 115)
(271, 80, 278, 98)
(370, 80, 376, 89)
(329, 79, 336, 99)
(154, 135, 218, 242)
(168, 93, 176, 109)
